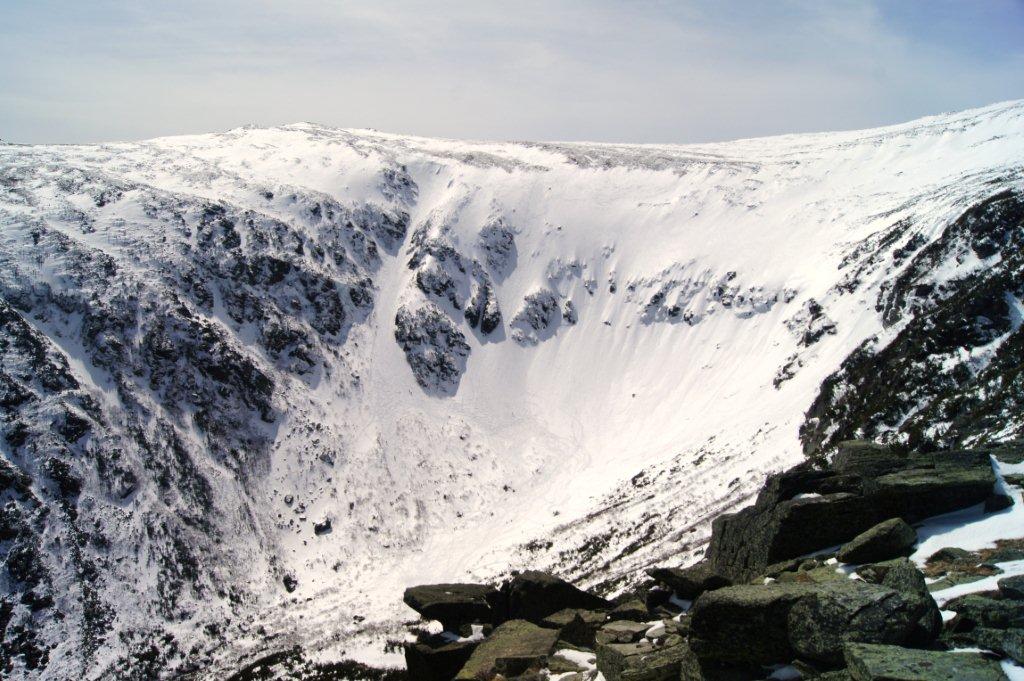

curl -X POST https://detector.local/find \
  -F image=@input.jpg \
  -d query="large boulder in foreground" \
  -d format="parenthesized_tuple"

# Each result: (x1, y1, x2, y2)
(689, 583, 814, 665)
(690, 580, 937, 667)
(844, 642, 1007, 680)
(646, 561, 732, 599)
(454, 619, 558, 680)
(836, 518, 917, 564)
(787, 581, 932, 666)
(863, 450, 996, 519)
(499, 570, 610, 623)
(403, 583, 497, 630)
(705, 444, 995, 581)
(855, 558, 941, 646)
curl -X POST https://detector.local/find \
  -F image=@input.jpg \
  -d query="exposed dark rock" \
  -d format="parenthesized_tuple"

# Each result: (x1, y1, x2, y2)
(999, 575, 1024, 600)
(854, 558, 910, 585)
(414, 259, 464, 310)
(404, 638, 478, 681)
(401, 430, 1017, 680)
(679, 655, 763, 681)
(832, 441, 902, 476)
(403, 583, 498, 631)
(944, 593, 1024, 631)
(454, 619, 558, 681)
(495, 655, 545, 677)
(539, 608, 606, 647)
(394, 304, 470, 396)
(836, 518, 917, 564)
(802, 191, 1024, 455)
(774, 565, 845, 585)
(690, 580, 935, 668)
(596, 635, 687, 681)
(920, 545, 1011, 592)
(499, 571, 609, 624)
(607, 599, 649, 622)
(856, 559, 942, 646)
(787, 581, 932, 666)
(859, 450, 996, 517)
(926, 571, 993, 593)
(647, 562, 732, 600)
(761, 557, 807, 579)
(944, 625, 1024, 666)
(813, 671, 854, 681)
(562, 300, 578, 325)
(464, 280, 502, 335)
(985, 492, 1014, 513)
(988, 541, 1024, 563)
(705, 447, 994, 581)
(844, 642, 1007, 680)
(992, 441, 1024, 465)
(477, 220, 517, 279)
(595, 620, 650, 646)
(690, 583, 814, 666)
(645, 588, 672, 613)
(399, 434, 1015, 680)
(927, 547, 975, 564)
(788, 298, 837, 348)
(377, 165, 417, 209)
(510, 290, 563, 346)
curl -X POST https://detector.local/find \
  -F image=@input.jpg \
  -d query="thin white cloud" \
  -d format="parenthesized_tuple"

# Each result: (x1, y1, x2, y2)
(1, 0, 1021, 143)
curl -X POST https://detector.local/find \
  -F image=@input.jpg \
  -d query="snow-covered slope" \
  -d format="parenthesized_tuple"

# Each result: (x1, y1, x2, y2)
(1, 101, 1023, 679)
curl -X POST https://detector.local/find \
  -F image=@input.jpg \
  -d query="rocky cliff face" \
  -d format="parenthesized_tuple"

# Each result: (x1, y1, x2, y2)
(802, 189, 1024, 456)
(0, 102, 1023, 678)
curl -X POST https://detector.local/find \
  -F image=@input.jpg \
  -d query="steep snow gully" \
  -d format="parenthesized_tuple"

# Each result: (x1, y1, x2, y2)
(0, 101, 1023, 678)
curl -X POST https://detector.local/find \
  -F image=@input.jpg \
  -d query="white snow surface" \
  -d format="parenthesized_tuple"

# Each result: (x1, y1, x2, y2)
(932, 560, 1024, 607)
(2, 100, 1024, 677)
(912, 457, 1024, 566)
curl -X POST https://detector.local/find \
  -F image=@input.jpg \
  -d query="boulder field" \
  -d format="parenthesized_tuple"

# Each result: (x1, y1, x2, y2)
(400, 441, 1024, 680)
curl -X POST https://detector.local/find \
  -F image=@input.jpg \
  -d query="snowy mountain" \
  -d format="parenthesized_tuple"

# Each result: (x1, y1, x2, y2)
(1, 100, 1023, 679)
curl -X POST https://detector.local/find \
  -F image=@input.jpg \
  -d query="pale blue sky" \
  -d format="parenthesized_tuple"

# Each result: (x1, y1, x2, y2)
(2, 0, 1022, 144)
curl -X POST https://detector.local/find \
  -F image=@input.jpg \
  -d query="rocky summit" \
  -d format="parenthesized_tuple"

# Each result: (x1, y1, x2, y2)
(401, 441, 1024, 680)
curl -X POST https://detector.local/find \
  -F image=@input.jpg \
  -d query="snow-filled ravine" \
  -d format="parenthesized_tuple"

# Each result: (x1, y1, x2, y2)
(1, 100, 1023, 678)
